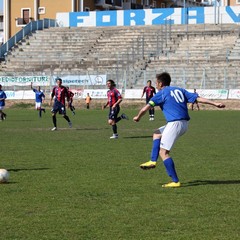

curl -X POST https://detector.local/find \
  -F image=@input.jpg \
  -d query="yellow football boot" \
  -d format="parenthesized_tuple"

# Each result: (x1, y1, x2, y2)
(140, 161, 157, 170)
(162, 182, 181, 188)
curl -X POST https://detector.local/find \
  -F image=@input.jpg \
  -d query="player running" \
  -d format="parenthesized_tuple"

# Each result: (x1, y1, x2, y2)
(0, 84, 7, 121)
(66, 87, 75, 115)
(134, 72, 225, 188)
(141, 80, 156, 120)
(30, 82, 46, 118)
(102, 79, 128, 139)
(50, 77, 72, 131)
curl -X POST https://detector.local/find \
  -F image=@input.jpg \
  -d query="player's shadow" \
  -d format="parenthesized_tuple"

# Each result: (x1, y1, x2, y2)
(124, 135, 152, 139)
(7, 167, 50, 172)
(184, 179, 240, 187)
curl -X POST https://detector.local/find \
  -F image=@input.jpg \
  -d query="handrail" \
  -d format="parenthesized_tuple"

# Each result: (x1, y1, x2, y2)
(0, 18, 58, 59)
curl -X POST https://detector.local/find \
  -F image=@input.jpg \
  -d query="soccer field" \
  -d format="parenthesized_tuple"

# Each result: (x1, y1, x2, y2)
(1, 108, 239, 240)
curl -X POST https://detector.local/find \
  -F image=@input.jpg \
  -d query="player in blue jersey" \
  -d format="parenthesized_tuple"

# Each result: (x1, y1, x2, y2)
(0, 84, 7, 121)
(133, 72, 225, 188)
(31, 82, 46, 118)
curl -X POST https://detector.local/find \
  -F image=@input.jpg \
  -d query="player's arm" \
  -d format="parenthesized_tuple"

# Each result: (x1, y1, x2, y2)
(112, 98, 122, 109)
(141, 87, 146, 98)
(133, 104, 151, 122)
(197, 97, 225, 108)
(102, 101, 109, 110)
(42, 93, 45, 103)
(65, 88, 70, 105)
(49, 89, 55, 106)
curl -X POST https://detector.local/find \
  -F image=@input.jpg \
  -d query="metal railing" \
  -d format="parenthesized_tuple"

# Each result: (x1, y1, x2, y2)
(0, 18, 58, 59)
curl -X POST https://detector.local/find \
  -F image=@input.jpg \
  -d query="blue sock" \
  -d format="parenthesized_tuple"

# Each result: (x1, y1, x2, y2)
(163, 157, 179, 182)
(151, 139, 160, 162)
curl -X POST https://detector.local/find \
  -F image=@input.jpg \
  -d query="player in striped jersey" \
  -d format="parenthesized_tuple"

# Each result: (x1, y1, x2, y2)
(102, 79, 128, 139)
(50, 77, 72, 131)
(141, 80, 156, 120)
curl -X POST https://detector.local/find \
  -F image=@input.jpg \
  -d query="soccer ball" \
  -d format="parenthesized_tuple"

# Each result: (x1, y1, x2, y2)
(0, 169, 10, 183)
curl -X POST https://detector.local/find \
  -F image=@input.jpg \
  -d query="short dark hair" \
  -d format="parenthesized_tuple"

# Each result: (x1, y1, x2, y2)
(147, 80, 152, 84)
(107, 79, 116, 87)
(55, 77, 62, 81)
(156, 72, 171, 86)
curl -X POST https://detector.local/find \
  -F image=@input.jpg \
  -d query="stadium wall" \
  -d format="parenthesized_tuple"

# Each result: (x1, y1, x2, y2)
(57, 6, 240, 27)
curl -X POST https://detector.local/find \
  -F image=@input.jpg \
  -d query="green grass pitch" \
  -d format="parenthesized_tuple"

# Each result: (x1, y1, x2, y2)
(0, 108, 240, 240)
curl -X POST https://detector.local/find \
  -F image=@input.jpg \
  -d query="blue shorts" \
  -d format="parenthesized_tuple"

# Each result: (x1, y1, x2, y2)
(108, 105, 120, 120)
(51, 101, 66, 115)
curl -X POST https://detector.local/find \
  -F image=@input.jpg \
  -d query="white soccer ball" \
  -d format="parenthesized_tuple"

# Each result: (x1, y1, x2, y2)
(0, 169, 10, 183)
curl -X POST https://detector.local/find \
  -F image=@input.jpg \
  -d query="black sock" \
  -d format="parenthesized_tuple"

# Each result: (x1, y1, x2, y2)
(112, 124, 117, 134)
(64, 115, 70, 122)
(115, 117, 121, 123)
(52, 115, 57, 127)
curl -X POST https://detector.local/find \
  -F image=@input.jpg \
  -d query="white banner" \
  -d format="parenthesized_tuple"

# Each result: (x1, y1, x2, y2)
(196, 89, 228, 99)
(0, 76, 50, 86)
(83, 89, 109, 99)
(5, 90, 35, 100)
(228, 89, 240, 99)
(124, 89, 143, 99)
(4, 89, 238, 100)
(52, 75, 107, 86)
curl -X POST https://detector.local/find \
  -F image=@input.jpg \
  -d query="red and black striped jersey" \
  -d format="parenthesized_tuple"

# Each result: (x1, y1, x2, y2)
(142, 86, 156, 99)
(51, 86, 69, 104)
(107, 88, 122, 107)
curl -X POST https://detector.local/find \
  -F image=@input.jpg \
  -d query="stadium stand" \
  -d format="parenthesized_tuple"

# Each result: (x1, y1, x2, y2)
(0, 23, 240, 89)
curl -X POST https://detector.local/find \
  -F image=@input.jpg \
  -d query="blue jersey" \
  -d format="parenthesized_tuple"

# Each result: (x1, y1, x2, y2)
(149, 86, 198, 122)
(33, 89, 45, 103)
(0, 90, 7, 107)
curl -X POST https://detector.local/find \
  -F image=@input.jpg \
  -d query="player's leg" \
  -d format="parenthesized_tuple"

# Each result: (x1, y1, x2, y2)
(1, 108, 6, 120)
(114, 106, 122, 123)
(148, 108, 152, 120)
(140, 127, 164, 169)
(190, 103, 194, 111)
(51, 112, 57, 130)
(0, 109, 3, 120)
(109, 107, 118, 139)
(38, 107, 42, 118)
(151, 107, 155, 120)
(61, 105, 72, 128)
(196, 101, 200, 111)
(40, 102, 45, 114)
(160, 148, 180, 187)
(109, 119, 118, 138)
(160, 121, 188, 187)
(70, 102, 75, 115)
(35, 102, 41, 117)
(51, 102, 58, 130)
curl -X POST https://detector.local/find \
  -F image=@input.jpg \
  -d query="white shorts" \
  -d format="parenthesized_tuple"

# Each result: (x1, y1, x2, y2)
(35, 102, 42, 109)
(159, 120, 189, 151)
(0, 106, 5, 110)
